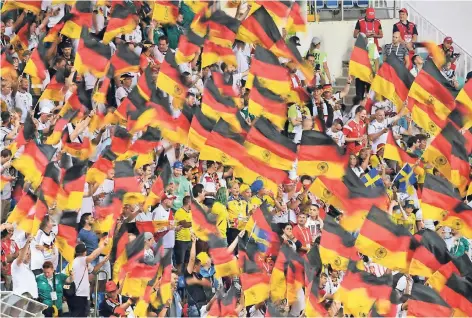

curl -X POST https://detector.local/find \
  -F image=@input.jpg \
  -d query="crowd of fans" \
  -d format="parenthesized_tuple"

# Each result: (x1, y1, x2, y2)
(1, 1, 471, 318)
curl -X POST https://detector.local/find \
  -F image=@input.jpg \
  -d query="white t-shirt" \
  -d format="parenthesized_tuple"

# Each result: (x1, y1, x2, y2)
(15, 91, 33, 123)
(152, 205, 175, 249)
(326, 129, 345, 147)
(30, 229, 58, 270)
(11, 259, 38, 298)
(72, 256, 90, 298)
(368, 118, 394, 153)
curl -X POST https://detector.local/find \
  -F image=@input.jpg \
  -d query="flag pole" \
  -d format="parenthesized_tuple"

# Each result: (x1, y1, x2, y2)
(244, 222, 256, 250)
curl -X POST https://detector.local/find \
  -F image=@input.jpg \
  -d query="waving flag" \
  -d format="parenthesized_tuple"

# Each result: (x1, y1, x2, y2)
(407, 283, 453, 317)
(361, 169, 384, 188)
(349, 35, 374, 84)
(409, 230, 451, 278)
(393, 163, 417, 194)
(320, 216, 358, 270)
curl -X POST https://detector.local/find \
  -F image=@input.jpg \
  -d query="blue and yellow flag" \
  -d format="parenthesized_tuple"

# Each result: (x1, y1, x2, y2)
(361, 169, 384, 189)
(394, 163, 417, 194)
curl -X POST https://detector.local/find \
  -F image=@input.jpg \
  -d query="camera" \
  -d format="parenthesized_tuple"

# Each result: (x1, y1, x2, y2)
(315, 64, 321, 71)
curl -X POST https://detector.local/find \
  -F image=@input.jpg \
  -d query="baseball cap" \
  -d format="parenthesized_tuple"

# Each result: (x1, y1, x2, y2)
(120, 73, 134, 80)
(173, 161, 184, 169)
(144, 232, 154, 241)
(162, 193, 176, 201)
(399, 8, 408, 15)
(143, 40, 154, 48)
(75, 243, 86, 254)
(39, 107, 53, 115)
(444, 37, 453, 44)
(283, 177, 295, 186)
(250, 180, 264, 193)
(105, 281, 118, 292)
(289, 36, 301, 46)
(311, 36, 321, 45)
(366, 8, 375, 19)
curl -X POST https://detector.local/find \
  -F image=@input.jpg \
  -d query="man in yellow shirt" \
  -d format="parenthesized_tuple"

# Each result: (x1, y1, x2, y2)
(396, 201, 416, 235)
(174, 196, 192, 273)
(227, 182, 248, 251)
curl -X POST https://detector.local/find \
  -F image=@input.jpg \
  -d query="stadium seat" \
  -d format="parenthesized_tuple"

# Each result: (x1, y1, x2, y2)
(356, 0, 369, 8)
(316, 0, 325, 9)
(326, 0, 339, 9)
(343, 1, 355, 8)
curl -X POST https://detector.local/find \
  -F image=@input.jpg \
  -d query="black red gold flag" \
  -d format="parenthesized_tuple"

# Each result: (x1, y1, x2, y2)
(207, 10, 240, 48)
(44, 14, 72, 43)
(188, 106, 216, 152)
(175, 31, 205, 65)
(407, 97, 446, 138)
(456, 80, 472, 115)
(6, 191, 37, 225)
(415, 41, 446, 69)
(114, 232, 146, 282)
(284, 40, 315, 82)
(57, 162, 88, 211)
(427, 254, 472, 293)
(148, 88, 177, 134)
(383, 129, 419, 166)
(255, 0, 292, 26)
(18, 190, 48, 235)
(212, 71, 239, 97)
(201, 40, 237, 68)
(408, 283, 453, 317)
(110, 43, 141, 76)
(110, 223, 129, 281)
(56, 211, 79, 262)
(45, 109, 78, 145)
(440, 202, 472, 239)
(41, 162, 61, 206)
(248, 77, 288, 130)
(286, 1, 306, 33)
(60, 1, 93, 39)
(160, 103, 193, 145)
(10, 14, 35, 52)
(39, 69, 66, 101)
(130, 126, 161, 154)
(136, 66, 156, 101)
(201, 77, 239, 129)
(349, 35, 374, 83)
(103, 3, 137, 44)
(297, 130, 347, 179)
(62, 137, 95, 161)
(93, 66, 115, 104)
(95, 193, 124, 236)
(190, 7, 210, 38)
(152, 0, 180, 25)
(208, 234, 239, 278)
(114, 160, 145, 204)
(244, 117, 297, 171)
(111, 126, 132, 155)
(408, 59, 458, 121)
(143, 161, 171, 212)
(1, 0, 42, 15)
(23, 39, 47, 80)
(156, 50, 187, 107)
(190, 199, 219, 241)
(60, 81, 92, 117)
(438, 273, 472, 317)
(76, 27, 112, 78)
(10, 113, 36, 155)
(86, 147, 117, 185)
(355, 205, 412, 272)
(183, 0, 212, 13)
(0, 52, 18, 81)
(305, 275, 328, 317)
(371, 54, 414, 111)
(319, 215, 358, 270)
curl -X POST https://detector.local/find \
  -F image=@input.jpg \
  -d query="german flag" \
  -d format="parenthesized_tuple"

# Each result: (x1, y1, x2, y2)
(438, 274, 472, 317)
(114, 233, 146, 282)
(152, 0, 180, 25)
(39, 69, 66, 101)
(117, 86, 147, 121)
(349, 35, 374, 83)
(121, 259, 161, 298)
(126, 101, 159, 135)
(135, 220, 169, 234)
(427, 254, 472, 293)
(12, 142, 57, 189)
(244, 204, 281, 256)
(456, 80, 472, 115)
(201, 78, 239, 128)
(383, 129, 419, 166)
(45, 109, 78, 145)
(0, 52, 18, 81)
(56, 211, 79, 262)
(160, 103, 193, 145)
(95, 193, 124, 235)
(423, 123, 470, 193)
(199, 118, 246, 166)
(216, 287, 239, 317)
(6, 191, 37, 225)
(319, 215, 358, 270)
(110, 126, 132, 155)
(183, 0, 212, 13)
(190, 7, 210, 38)
(207, 10, 240, 48)
(248, 77, 287, 130)
(136, 66, 156, 102)
(156, 50, 187, 107)
(407, 283, 453, 317)
(420, 174, 461, 222)
(23, 40, 48, 80)
(93, 66, 115, 104)
(286, 1, 306, 33)
(415, 41, 446, 69)
(114, 160, 145, 205)
(305, 275, 328, 317)
(407, 97, 446, 138)
(208, 234, 239, 278)
(409, 230, 452, 278)
(86, 147, 117, 185)
(371, 55, 414, 111)
(408, 59, 458, 121)
(449, 102, 472, 133)
(10, 14, 35, 52)
(297, 130, 347, 179)
(255, 0, 292, 26)
(307, 178, 340, 214)
(103, 3, 137, 44)
(244, 117, 296, 171)
(1, 0, 42, 15)
(245, 46, 291, 94)
(43, 14, 71, 43)
(110, 223, 129, 281)
(334, 261, 393, 317)
(60, 1, 93, 39)
(76, 27, 112, 78)
(62, 137, 95, 161)
(187, 106, 216, 152)
(175, 30, 205, 65)
(57, 163, 87, 211)
(190, 199, 219, 241)
(147, 89, 177, 134)
(110, 43, 140, 76)
(355, 205, 413, 272)
(284, 40, 315, 82)
(212, 71, 238, 97)
(40, 162, 61, 206)
(10, 113, 36, 155)
(270, 243, 305, 304)
(60, 81, 92, 117)
(143, 161, 172, 210)
(130, 126, 161, 154)
(157, 250, 173, 306)
(18, 190, 49, 235)
(440, 202, 472, 239)
(201, 40, 237, 68)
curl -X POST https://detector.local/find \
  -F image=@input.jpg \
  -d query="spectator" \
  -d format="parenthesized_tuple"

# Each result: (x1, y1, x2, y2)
(200, 161, 219, 207)
(383, 31, 410, 68)
(170, 161, 192, 211)
(306, 204, 324, 241)
(356, 36, 379, 98)
(153, 35, 173, 63)
(292, 213, 311, 255)
(174, 195, 192, 273)
(11, 237, 38, 298)
(0, 111, 19, 148)
(163, 13, 184, 50)
(115, 73, 134, 106)
(410, 54, 424, 77)
(14, 77, 33, 124)
(393, 8, 418, 52)
(211, 187, 229, 244)
(226, 182, 248, 251)
(280, 223, 302, 252)
(438, 37, 458, 70)
(78, 213, 99, 264)
(354, 8, 383, 52)
(305, 37, 332, 84)
(153, 193, 177, 254)
(449, 229, 470, 257)
(1, 149, 14, 222)
(36, 261, 72, 317)
(98, 281, 135, 317)
(343, 106, 367, 155)
(1, 227, 18, 291)
(30, 215, 58, 276)
(326, 118, 345, 147)
(368, 107, 406, 153)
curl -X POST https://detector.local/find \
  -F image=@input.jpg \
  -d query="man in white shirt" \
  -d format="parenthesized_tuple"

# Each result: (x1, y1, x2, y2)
(153, 35, 174, 64)
(368, 107, 406, 153)
(233, 40, 250, 81)
(152, 193, 177, 252)
(35, 107, 54, 133)
(326, 119, 345, 147)
(14, 77, 33, 123)
(115, 73, 134, 106)
(11, 237, 38, 298)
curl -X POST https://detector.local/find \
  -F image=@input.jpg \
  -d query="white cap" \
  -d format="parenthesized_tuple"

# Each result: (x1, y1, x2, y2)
(39, 107, 52, 115)
(311, 36, 321, 45)
(39, 99, 54, 112)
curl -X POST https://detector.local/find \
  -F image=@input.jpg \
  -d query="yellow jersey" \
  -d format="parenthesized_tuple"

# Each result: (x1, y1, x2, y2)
(174, 208, 192, 241)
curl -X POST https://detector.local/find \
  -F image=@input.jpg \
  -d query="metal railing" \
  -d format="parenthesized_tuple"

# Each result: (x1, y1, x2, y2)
(94, 270, 109, 318)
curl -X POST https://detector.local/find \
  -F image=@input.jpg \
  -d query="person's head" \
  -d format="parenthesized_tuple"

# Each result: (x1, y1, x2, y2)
(1, 228, 13, 240)
(62, 43, 72, 58)
(18, 76, 29, 91)
(376, 143, 385, 157)
(173, 161, 184, 177)
(302, 116, 313, 130)
(22, 50, 31, 62)
(306, 53, 315, 66)
(349, 154, 358, 167)
(281, 223, 293, 237)
(443, 37, 453, 50)
(466, 71, 472, 83)
(196, 251, 211, 270)
(382, 174, 391, 188)
(282, 178, 295, 192)
(81, 213, 94, 227)
(1, 148, 12, 164)
(192, 183, 205, 201)
(54, 56, 66, 70)
(176, 12, 184, 24)
(183, 165, 193, 179)
(105, 281, 119, 299)
(366, 8, 375, 21)
(182, 195, 191, 209)
(307, 204, 320, 219)
(42, 261, 55, 278)
(300, 175, 313, 190)
(161, 193, 176, 209)
(75, 243, 87, 257)
(206, 160, 217, 174)
(404, 202, 415, 215)
(399, 8, 408, 21)
(392, 31, 401, 45)
(331, 118, 343, 132)
(436, 225, 446, 238)
(311, 36, 321, 49)
(215, 187, 228, 205)
(1, 81, 11, 95)
(186, 92, 196, 105)
(412, 54, 423, 67)
(229, 181, 240, 197)
(416, 134, 427, 150)
(170, 268, 179, 290)
(144, 232, 154, 248)
(142, 164, 152, 178)
(239, 183, 251, 199)
(120, 73, 133, 88)
(359, 147, 370, 159)
(297, 213, 307, 226)
(39, 107, 53, 122)
(1, 111, 10, 126)
(221, 62, 236, 74)
(355, 105, 367, 121)
(320, 273, 328, 288)
(158, 35, 169, 53)
(39, 215, 53, 233)
(375, 108, 386, 122)
(407, 135, 420, 150)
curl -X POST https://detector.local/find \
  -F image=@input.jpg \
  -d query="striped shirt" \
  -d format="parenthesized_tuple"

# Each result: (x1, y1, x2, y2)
(383, 43, 409, 62)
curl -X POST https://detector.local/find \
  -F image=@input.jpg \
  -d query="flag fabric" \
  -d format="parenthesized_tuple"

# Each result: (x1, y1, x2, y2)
(349, 35, 374, 83)
(1, 52, 18, 80)
(75, 27, 112, 78)
(114, 160, 145, 205)
(144, 162, 172, 210)
(1, 0, 42, 14)
(103, 3, 137, 44)
(39, 69, 66, 101)
(130, 126, 161, 154)
(18, 190, 49, 235)
(319, 216, 358, 270)
(175, 31, 205, 65)
(286, 2, 306, 33)
(407, 97, 447, 138)
(110, 223, 130, 281)
(355, 206, 413, 272)
(62, 137, 95, 161)
(6, 191, 37, 224)
(156, 51, 187, 107)
(86, 147, 117, 185)
(94, 193, 124, 235)
(305, 275, 327, 317)
(371, 54, 414, 111)
(10, 15, 35, 52)
(115, 233, 147, 282)
(44, 14, 71, 42)
(297, 130, 347, 179)
(383, 130, 419, 166)
(244, 204, 281, 256)
(187, 107, 216, 152)
(60, 81, 92, 117)
(152, 0, 180, 25)
(420, 174, 461, 222)
(361, 169, 384, 188)
(135, 220, 169, 234)
(244, 117, 297, 171)
(45, 109, 78, 145)
(407, 283, 453, 317)
(57, 163, 87, 211)
(255, 0, 292, 26)
(456, 80, 472, 115)
(40, 162, 61, 206)
(208, 234, 239, 278)
(110, 43, 141, 76)
(438, 273, 472, 317)
(159, 103, 193, 145)
(201, 40, 237, 68)
(212, 71, 239, 97)
(409, 230, 451, 278)
(415, 41, 446, 69)
(201, 78, 239, 130)
(56, 211, 79, 262)
(206, 10, 240, 49)
(11, 113, 36, 155)
(190, 200, 219, 241)
(393, 163, 417, 194)
(60, 1, 93, 39)
(427, 254, 472, 293)
(111, 126, 133, 155)
(440, 202, 472, 239)
(408, 59, 457, 121)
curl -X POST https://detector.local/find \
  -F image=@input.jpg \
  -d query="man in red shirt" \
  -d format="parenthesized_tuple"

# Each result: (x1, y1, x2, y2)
(393, 8, 418, 65)
(438, 37, 458, 70)
(343, 106, 368, 155)
(1, 228, 19, 291)
(354, 8, 383, 52)
(292, 213, 312, 255)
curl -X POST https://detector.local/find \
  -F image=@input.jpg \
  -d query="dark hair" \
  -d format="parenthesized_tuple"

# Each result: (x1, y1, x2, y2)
(182, 195, 191, 206)
(355, 106, 366, 115)
(220, 62, 228, 72)
(42, 261, 54, 269)
(352, 95, 363, 106)
(142, 164, 151, 172)
(300, 175, 312, 184)
(306, 53, 315, 59)
(1, 149, 12, 158)
(54, 56, 66, 66)
(416, 134, 427, 142)
(280, 223, 292, 231)
(206, 160, 216, 169)
(158, 35, 168, 43)
(407, 136, 420, 148)
(332, 118, 343, 127)
(192, 184, 204, 198)
(80, 213, 92, 226)
(39, 215, 51, 232)
(183, 165, 192, 175)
